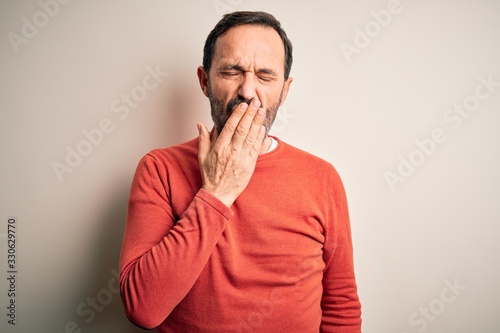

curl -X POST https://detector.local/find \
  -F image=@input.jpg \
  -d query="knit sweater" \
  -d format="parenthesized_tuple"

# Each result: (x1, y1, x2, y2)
(119, 136, 362, 332)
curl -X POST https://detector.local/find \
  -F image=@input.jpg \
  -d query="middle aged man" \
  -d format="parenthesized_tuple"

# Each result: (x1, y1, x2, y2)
(119, 11, 362, 333)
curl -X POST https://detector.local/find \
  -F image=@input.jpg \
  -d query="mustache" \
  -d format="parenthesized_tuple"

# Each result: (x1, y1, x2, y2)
(226, 97, 260, 113)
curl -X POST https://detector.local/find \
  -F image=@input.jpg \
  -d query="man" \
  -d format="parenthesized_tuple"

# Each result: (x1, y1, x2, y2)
(119, 11, 362, 332)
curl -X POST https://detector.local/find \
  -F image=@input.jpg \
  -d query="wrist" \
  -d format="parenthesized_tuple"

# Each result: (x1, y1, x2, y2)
(201, 186, 236, 208)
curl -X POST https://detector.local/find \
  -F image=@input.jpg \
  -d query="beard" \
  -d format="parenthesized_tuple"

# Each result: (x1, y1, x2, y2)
(208, 82, 284, 135)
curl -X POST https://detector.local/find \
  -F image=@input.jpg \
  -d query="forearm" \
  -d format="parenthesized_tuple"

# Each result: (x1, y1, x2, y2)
(119, 150, 233, 328)
(119, 189, 231, 328)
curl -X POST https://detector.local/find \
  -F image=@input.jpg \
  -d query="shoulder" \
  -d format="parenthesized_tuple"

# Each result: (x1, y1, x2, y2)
(277, 137, 338, 175)
(133, 137, 199, 178)
(276, 138, 347, 195)
(140, 137, 198, 165)
(147, 137, 198, 160)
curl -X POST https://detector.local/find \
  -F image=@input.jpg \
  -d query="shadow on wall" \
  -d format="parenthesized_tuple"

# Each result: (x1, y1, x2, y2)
(85, 183, 147, 332)
(168, 69, 212, 145)
(87, 75, 205, 332)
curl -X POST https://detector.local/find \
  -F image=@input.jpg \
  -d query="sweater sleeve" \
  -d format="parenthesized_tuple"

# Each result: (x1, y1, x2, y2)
(119, 154, 233, 329)
(320, 168, 362, 333)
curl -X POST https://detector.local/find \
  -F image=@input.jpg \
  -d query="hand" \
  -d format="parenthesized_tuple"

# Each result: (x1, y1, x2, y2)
(197, 99, 272, 207)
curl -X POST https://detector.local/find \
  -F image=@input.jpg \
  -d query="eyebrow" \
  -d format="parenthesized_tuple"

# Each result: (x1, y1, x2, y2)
(219, 64, 278, 77)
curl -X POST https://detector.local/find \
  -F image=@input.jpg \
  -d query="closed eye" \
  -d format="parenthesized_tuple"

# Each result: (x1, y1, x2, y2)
(258, 75, 274, 83)
(220, 71, 243, 80)
(256, 69, 278, 83)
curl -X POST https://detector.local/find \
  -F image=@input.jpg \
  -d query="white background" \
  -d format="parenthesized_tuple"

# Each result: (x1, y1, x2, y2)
(1, 0, 499, 332)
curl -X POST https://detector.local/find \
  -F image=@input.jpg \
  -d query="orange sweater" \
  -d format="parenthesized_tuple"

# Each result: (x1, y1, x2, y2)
(119, 137, 362, 332)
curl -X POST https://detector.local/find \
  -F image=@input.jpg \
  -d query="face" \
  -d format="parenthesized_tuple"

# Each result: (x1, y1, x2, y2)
(198, 24, 293, 134)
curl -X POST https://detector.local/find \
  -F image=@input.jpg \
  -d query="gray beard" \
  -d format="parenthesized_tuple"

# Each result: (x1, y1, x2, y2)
(208, 84, 283, 135)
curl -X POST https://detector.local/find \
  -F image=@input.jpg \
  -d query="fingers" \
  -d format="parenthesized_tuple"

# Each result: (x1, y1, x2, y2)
(197, 122, 210, 162)
(235, 100, 265, 150)
(242, 108, 266, 152)
(217, 102, 249, 145)
(221, 99, 266, 151)
(251, 125, 267, 157)
(197, 100, 269, 207)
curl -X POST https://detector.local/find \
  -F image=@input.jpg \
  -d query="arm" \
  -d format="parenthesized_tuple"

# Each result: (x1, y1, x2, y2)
(119, 155, 232, 329)
(320, 169, 362, 333)
(119, 99, 270, 328)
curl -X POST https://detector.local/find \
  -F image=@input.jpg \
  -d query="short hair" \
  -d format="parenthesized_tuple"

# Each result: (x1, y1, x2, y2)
(202, 11, 293, 80)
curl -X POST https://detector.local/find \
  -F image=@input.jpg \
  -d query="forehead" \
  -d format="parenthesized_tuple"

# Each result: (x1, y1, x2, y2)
(212, 25, 285, 73)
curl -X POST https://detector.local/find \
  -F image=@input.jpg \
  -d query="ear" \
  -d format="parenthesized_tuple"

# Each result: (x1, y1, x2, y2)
(197, 66, 210, 98)
(279, 76, 293, 106)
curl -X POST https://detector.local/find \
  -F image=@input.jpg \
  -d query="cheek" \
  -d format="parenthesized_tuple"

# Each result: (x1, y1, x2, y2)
(259, 86, 283, 108)
(211, 78, 239, 101)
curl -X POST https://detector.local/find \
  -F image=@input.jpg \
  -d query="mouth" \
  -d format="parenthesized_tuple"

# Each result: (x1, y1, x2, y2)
(227, 97, 257, 114)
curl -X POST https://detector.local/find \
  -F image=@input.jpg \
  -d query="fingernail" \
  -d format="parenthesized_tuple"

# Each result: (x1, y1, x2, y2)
(252, 99, 261, 108)
(241, 103, 249, 110)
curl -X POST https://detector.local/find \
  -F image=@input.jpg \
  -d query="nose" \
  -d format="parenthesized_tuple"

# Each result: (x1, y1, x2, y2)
(237, 73, 257, 101)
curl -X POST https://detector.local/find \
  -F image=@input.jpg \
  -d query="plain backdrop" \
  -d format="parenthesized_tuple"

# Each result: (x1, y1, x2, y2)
(1, 1, 499, 332)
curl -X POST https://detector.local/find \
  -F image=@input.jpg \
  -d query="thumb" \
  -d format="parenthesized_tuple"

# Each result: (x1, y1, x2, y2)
(197, 122, 210, 161)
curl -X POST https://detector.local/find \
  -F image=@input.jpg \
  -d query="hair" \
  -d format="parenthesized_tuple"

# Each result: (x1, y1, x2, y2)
(202, 11, 293, 80)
